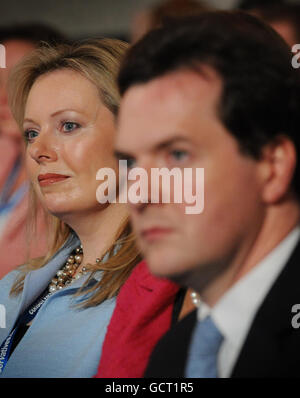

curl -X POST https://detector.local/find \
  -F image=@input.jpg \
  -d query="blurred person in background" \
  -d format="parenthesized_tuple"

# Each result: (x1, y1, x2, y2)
(237, 0, 300, 47)
(131, 0, 211, 43)
(238, 0, 284, 8)
(0, 24, 66, 278)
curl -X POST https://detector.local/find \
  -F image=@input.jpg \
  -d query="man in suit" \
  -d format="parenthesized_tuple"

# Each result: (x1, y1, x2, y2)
(114, 11, 300, 377)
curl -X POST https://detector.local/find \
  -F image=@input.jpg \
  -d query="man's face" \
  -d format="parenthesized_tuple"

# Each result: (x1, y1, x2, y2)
(116, 68, 267, 291)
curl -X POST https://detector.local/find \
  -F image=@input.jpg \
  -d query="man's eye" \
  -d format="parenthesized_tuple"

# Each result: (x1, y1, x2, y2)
(170, 149, 188, 162)
(24, 129, 38, 142)
(126, 158, 137, 169)
(62, 122, 80, 132)
(118, 158, 136, 169)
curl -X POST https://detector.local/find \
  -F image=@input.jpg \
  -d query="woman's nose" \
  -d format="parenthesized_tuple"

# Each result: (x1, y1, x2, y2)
(27, 132, 58, 164)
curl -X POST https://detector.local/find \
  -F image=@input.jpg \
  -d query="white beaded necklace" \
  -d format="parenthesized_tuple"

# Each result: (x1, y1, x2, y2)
(190, 290, 201, 308)
(48, 246, 100, 293)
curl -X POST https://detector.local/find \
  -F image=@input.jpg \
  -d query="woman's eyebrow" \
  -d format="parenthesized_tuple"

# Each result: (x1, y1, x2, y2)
(50, 108, 81, 117)
(23, 109, 81, 124)
(23, 117, 36, 124)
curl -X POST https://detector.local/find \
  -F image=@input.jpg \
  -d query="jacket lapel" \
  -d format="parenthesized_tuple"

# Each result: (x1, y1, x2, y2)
(231, 238, 300, 377)
(144, 308, 197, 377)
(17, 233, 80, 316)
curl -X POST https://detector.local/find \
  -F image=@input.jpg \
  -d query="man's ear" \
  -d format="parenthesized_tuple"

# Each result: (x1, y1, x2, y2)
(259, 136, 297, 204)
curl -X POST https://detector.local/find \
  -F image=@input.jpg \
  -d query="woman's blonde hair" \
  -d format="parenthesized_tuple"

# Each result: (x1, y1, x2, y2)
(8, 38, 141, 307)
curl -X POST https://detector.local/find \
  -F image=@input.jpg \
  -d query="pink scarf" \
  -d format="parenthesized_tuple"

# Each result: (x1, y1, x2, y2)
(95, 260, 179, 378)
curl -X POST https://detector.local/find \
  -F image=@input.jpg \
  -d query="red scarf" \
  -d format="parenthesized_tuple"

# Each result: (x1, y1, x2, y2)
(95, 260, 179, 378)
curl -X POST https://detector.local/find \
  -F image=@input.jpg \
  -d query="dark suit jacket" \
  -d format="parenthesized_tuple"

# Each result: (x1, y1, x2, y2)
(145, 238, 300, 378)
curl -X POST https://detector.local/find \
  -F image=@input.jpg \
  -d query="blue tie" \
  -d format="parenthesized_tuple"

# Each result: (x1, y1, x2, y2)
(185, 316, 223, 378)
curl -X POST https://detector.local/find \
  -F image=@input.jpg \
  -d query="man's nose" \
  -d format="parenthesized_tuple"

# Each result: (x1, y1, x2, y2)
(127, 160, 160, 213)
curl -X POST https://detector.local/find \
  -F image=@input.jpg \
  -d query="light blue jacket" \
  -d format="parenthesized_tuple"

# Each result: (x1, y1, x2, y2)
(0, 233, 116, 378)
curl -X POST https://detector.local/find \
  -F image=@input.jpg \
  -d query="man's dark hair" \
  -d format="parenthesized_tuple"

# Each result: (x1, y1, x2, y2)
(118, 11, 300, 199)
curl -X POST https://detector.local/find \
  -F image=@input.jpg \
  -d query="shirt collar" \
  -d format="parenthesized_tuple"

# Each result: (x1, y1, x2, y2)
(197, 225, 300, 348)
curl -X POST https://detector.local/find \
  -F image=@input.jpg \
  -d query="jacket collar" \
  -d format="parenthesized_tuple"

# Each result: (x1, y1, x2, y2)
(18, 233, 80, 316)
(231, 236, 300, 377)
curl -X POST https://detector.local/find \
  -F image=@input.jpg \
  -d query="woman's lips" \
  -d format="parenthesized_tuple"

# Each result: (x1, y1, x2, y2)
(38, 173, 70, 187)
(141, 227, 173, 242)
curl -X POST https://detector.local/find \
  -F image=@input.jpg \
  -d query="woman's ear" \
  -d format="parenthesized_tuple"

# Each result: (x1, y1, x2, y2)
(259, 136, 297, 204)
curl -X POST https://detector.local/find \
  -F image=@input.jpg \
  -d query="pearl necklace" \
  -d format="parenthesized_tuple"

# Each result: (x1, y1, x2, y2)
(48, 246, 100, 293)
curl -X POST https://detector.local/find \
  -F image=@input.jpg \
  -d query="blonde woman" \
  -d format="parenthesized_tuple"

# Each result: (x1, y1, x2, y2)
(0, 39, 141, 377)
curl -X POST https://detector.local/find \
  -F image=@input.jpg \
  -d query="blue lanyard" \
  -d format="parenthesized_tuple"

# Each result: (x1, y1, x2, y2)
(0, 289, 52, 374)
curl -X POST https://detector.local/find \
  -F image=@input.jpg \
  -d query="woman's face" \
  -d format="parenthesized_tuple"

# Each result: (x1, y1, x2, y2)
(24, 68, 117, 218)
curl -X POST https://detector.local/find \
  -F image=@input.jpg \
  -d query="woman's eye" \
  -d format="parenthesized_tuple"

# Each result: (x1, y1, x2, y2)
(24, 129, 38, 143)
(62, 122, 80, 132)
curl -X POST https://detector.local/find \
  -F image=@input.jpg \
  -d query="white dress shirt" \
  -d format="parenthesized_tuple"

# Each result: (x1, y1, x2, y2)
(196, 226, 300, 378)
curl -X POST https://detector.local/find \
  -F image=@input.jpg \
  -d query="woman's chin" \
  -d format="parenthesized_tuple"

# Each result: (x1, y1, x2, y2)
(41, 199, 78, 219)
(46, 206, 73, 219)
(43, 202, 103, 221)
